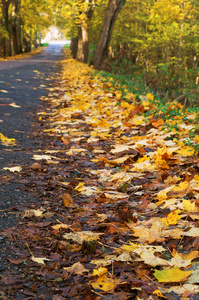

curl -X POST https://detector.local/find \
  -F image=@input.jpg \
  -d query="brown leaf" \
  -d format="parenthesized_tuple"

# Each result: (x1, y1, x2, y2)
(64, 262, 89, 275)
(7, 257, 27, 265)
(31, 162, 43, 171)
(62, 193, 73, 207)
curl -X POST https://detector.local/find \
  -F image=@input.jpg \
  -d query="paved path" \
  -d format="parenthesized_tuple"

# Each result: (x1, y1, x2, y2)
(0, 42, 64, 248)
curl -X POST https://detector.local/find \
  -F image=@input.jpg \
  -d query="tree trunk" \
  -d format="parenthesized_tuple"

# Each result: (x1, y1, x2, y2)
(34, 30, 38, 48)
(11, 0, 22, 55)
(82, 23, 89, 63)
(77, 23, 89, 63)
(76, 0, 95, 63)
(92, 0, 126, 69)
(76, 27, 83, 61)
(1, 0, 12, 57)
(70, 37, 78, 59)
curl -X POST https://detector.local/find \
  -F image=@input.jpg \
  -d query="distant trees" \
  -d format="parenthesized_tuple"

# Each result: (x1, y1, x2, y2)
(0, 0, 52, 57)
(87, 0, 199, 95)
(1, 0, 199, 95)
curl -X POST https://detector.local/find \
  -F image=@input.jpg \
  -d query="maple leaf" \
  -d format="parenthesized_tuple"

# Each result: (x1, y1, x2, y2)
(127, 219, 166, 243)
(162, 211, 182, 226)
(177, 147, 195, 157)
(135, 250, 169, 267)
(169, 250, 199, 268)
(182, 199, 196, 212)
(154, 267, 192, 283)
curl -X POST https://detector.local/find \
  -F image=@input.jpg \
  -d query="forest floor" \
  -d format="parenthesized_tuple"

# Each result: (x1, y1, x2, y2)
(0, 49, 199, 300)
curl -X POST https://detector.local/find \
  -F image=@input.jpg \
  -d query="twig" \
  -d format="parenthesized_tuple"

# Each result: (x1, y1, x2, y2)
(25, 243, 33, 256)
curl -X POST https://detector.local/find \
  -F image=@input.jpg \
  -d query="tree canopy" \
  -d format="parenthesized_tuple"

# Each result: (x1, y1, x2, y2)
(0, 0, 199, 94)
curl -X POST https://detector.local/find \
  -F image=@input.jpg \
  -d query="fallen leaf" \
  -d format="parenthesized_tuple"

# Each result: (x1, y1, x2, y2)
(183, 199, 196, 212)
(3, 166, 22, 172)
(91, 274, 120, 292)
(167, 284, 199, 295)
(62, 193, 73, 207)
(64, 262, 89, 275)
(21, 208, 44, 218)
(169, 250, 199, 268)
(92, 267, 108, 277)
(63, 231, 103, 244)
(31, 256, 50, 265)
(9, 102, 21, 108)
(0, 133, 16, 146)
(154, 267, 192, 283)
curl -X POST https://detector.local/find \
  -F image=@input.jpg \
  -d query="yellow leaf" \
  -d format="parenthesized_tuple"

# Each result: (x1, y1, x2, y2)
(153, 290, 166, 298)
(147, 93, 154, 101)
(154, 267, 192, 283)
(157, 186, 175, 201)
(173, 181, 190, 192)
(0, 133, 16, 146)
(119, 242, 138, 252)
(75, 182, 85, 191)
(162, 211, 182, 226)
(183, 199, 196, 212)
(177, 147, 195, 157)
(132, 116, 145, 125)
(91, 274, 120, 292)
(93, 267, 108, 277)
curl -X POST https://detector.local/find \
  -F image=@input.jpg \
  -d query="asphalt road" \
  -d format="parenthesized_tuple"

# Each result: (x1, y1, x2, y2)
(0, 42, 65, 234)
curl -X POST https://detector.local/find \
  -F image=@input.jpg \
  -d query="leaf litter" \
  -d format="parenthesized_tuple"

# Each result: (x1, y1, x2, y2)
(1, 55, 199, 299)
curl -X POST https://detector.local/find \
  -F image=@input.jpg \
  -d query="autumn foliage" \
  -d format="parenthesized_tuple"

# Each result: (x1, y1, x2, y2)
(1, 52, 199, 299)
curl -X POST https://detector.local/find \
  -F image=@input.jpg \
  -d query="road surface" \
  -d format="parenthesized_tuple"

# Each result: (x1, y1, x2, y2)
(0, 42, 65, 272)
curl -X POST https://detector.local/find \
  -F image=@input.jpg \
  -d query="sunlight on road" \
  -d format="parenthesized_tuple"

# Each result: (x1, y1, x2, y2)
(48, 40, 70, 45)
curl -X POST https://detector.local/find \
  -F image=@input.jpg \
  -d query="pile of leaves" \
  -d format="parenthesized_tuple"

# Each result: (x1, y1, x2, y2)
(1, 54, 199, 299)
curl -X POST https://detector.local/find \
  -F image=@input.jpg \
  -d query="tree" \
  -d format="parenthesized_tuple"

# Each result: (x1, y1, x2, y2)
(91, 0, 126, 69)
(1, 0, 12, 56)
(11, 0, 22, 55)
